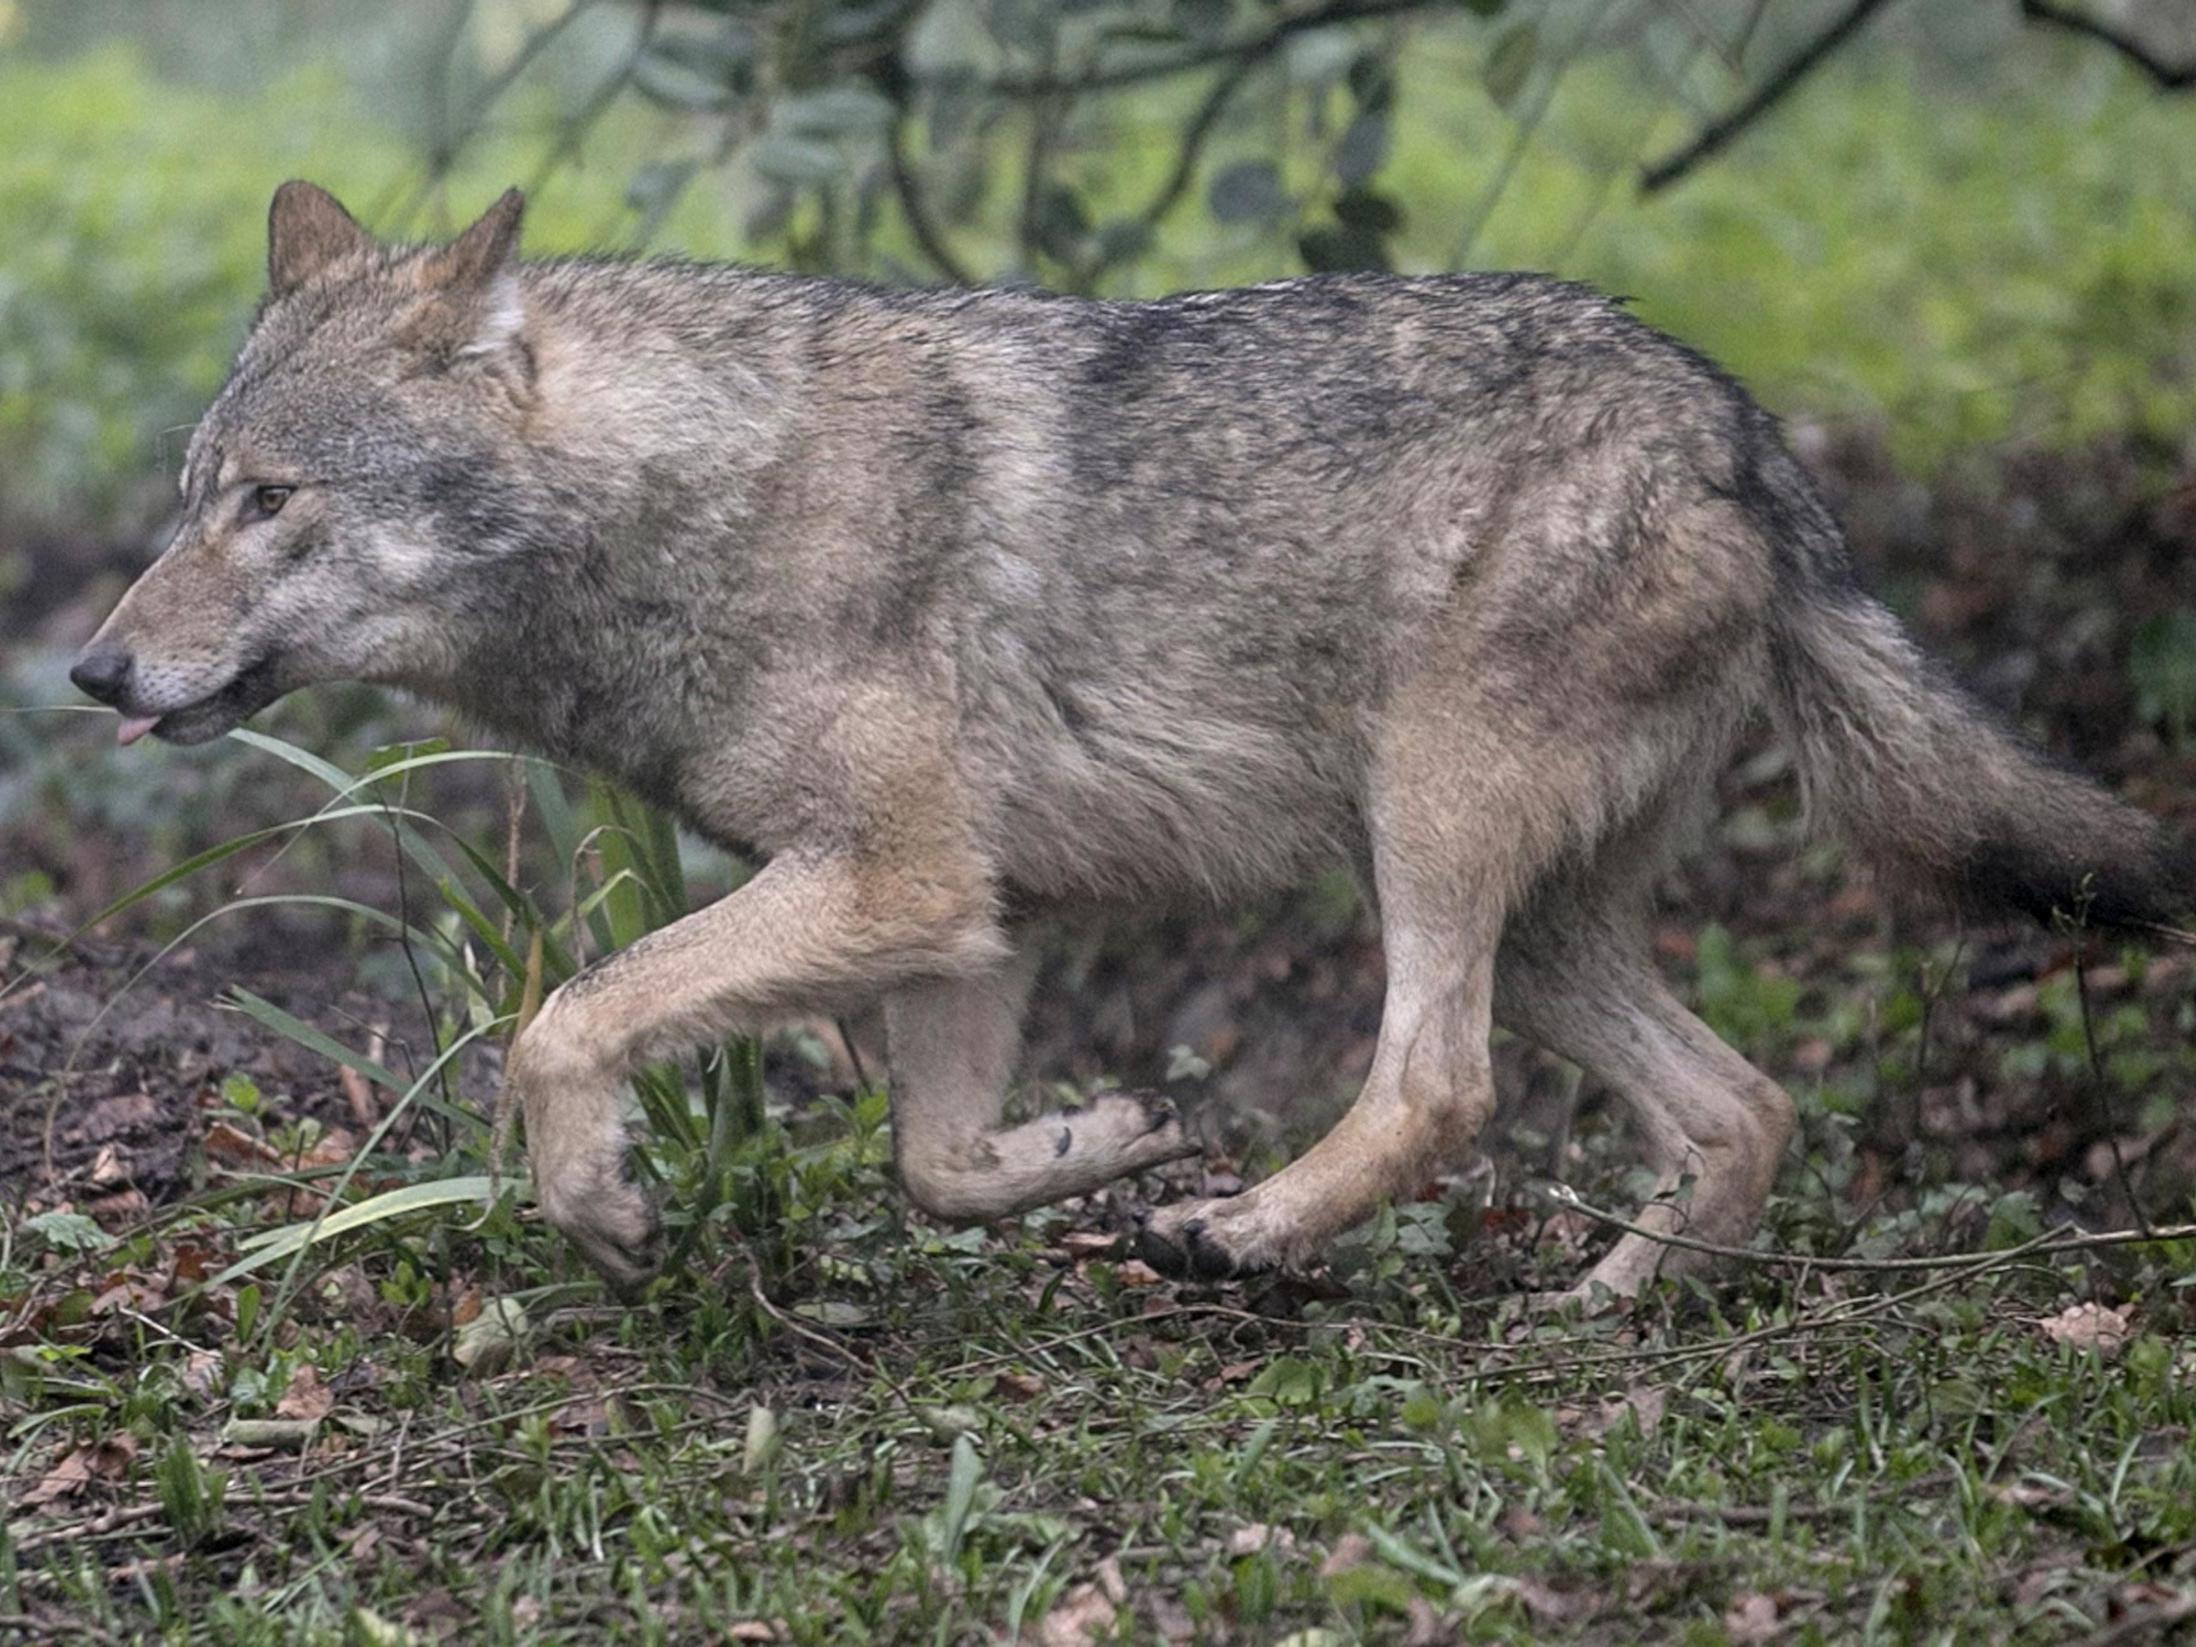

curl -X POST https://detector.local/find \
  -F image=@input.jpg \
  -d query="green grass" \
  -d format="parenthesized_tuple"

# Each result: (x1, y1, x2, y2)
(9, 1107, 2196, 1643)
(6, 731, 2196, 1642)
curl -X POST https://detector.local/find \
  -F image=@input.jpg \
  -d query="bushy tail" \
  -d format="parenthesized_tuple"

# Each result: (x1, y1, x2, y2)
(1769, 585, 2188, 936)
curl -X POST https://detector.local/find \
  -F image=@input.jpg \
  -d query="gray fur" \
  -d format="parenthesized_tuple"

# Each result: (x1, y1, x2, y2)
(76, 185, 2183, 1301)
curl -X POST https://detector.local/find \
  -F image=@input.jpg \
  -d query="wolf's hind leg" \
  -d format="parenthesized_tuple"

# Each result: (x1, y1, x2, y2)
(886, 955, 1199, 1221)
(1136, 678, 1570, 1277)
(1497, 909, 1796, 1303)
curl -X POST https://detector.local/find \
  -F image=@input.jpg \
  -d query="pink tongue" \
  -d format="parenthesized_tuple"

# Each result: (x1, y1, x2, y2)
(116, 715, 161, 747)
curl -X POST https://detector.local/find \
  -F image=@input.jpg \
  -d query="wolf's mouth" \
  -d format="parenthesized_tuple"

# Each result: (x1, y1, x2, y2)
(118, 659, 284, 747)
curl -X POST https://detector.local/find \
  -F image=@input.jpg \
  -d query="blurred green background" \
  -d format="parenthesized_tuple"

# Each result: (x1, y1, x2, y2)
(5, 0, 2196, 538)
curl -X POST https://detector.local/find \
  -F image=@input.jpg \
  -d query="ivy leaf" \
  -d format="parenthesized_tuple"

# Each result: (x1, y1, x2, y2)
(1208, 159, 1286, 224)
(1032, 183, 1091, 259)
(1483, 22, 1539, 111)
(1333, 187, 1403, 234)
(1299, 221, 1391, 273)
(1334, 113, 1389, 188)
(781, 82, 897, 138)
(751, 136, 845, 188)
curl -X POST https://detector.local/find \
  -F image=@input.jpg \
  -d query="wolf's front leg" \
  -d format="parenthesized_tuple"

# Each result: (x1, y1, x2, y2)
(885, 959, 1200, 1222)
(509, 850, 1004, 1289)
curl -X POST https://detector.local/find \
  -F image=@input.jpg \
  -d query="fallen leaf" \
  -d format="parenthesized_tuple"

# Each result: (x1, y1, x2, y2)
(276, 1363, 334, 1422)
(2108, 1582, 2196, 1624)
(77, 1092, 160, 1140)
(1497, 1504, 1546, 1540)
(22, 1433, 138, 1507)
(1229, 1522, 1296, 1557)
(1724, 1591, 1785, 1644)
(996, 1370, 1045, 1401)
(1114, 1259, 1165, 1287)
(2039, 1301, 2134, 1357)
(452, 1296, 531, 1375)
(1144, 1593, 1197, 1644)
(1038, 1581, 1118, 1647)
(1402, 1598, 1447, 1646)
(1095, 1556, 1127, 1606)
(1513, 1575, 1592, 1624)
(1318, 1533, 1372, 1577)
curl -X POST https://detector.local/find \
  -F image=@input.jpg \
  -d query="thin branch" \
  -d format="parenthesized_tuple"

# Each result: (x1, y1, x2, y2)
(953, 0, 1440, 99)
(1544, 1182, 2196, 1271)
(885, 111, 976, 285)
(2019, 0, 2196, 88)
(1639, 0, 1901, 196)
(1134, 49, 1266, 232)
(1017, 16, 1066, 274)
(1449, 0, 1620, 268)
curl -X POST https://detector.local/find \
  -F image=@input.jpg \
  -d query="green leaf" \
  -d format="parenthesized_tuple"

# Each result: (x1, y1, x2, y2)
(633, 25, 756, 112)
(1334, 113, 1389, 188)
(751, 135, 845, 189)
(781, 83, 897, 139)
(1171, 0, 1232, 47)
(213, 1177, 504, 1286)
(1247, 1355, 1321, 1405)
(2130, 608, 2196, 742)
(1483, 22, 1538, 112)
(1298, 221, 1391, 273)
(1208, 159, 1286, 224)
(22, 1210, 113, 1255)
(938, 1433, 984, 1561)
(1031, 183, 1091, 260)
(627, 159, 700, 217)
(1334, 187, 1404, 234)
(1284, 26, 1360, 84)
(226, 990, 405, 1097)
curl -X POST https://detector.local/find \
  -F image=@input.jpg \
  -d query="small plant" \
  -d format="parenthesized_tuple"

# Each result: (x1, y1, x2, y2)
(79, 729, 776, 1313)
(2129, 607, 2196, 748)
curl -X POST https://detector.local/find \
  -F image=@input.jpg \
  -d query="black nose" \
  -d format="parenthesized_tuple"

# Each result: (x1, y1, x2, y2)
(69, 645, 134, 706)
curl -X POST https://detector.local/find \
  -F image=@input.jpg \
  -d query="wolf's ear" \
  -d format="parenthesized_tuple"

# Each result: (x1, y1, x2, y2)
(268, 181, 374, 297)
(415, 188, 529, 366)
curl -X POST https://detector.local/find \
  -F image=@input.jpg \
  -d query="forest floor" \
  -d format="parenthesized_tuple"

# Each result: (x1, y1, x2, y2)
(6, 434, 2196, 1642)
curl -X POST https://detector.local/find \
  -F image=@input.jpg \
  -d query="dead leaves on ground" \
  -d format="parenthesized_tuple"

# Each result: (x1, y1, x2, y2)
(2038, 1300, 2136, 1357)
(20, 1431, 138, 1508)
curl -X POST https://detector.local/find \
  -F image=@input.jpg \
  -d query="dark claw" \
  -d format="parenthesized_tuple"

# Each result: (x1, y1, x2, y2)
(1182, 1218, 1243, 1280)
(1132, 1212, 1249, 1281)
(1130, 1208, 1187, 1276)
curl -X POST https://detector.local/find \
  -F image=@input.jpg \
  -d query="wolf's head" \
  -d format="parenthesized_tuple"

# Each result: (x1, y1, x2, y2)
(72, 182, 543, 745)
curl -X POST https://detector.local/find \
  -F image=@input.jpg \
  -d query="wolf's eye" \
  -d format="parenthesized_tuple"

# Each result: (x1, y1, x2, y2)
(247, 484, 295, 520)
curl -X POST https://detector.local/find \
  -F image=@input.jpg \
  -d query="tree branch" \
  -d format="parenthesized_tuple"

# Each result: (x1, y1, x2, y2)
(1639, 0, 1901, 196)
(2019, 0, 2196, 88)
(1134, 50, 1267, 231)
(950, 0, 1440, 98)
(884, 112, 976, 286)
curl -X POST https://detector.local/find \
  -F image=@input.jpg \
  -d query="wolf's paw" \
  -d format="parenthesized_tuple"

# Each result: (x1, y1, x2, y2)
(1082, 1090, 1202, 1173)
(538, 1168, 663, 1296)
(1133, 1191, 1287, 1280)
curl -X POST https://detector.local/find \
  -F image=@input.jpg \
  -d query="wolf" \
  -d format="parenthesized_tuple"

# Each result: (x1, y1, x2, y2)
(73, 182, 2184, 1301)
